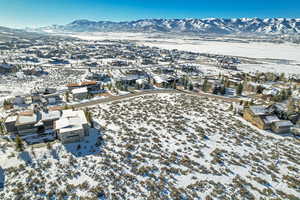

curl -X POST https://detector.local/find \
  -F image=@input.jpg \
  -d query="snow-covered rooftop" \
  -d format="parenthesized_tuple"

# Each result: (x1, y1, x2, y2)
(41, 110, 61, 121)
(72, 87, 88, 94)
(5, 115, 17, 123)
(153, 75, 167, 83)
(16, 111, 37, 125)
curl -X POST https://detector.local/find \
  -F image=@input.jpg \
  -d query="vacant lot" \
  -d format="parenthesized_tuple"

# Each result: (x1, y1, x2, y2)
(0, 93, 299, 199)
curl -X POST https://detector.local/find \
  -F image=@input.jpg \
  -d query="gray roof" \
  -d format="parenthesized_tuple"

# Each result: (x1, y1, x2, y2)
(264, 115, 280, 124)
(0, 63, 14, 69)
(274, 120, 293, 127)
(249, 106, 268, 116)
(119, 74, 146, 81)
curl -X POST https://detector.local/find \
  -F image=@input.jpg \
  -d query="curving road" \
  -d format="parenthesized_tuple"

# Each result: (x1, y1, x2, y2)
(68, 89, 241, 109)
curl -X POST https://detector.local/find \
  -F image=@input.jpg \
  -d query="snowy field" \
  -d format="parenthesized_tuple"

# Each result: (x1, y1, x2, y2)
(142, 40, 300, 63)
(71, 32, 300, 63)
(238, 63, 300, 75)
(1, 93, 299, 199)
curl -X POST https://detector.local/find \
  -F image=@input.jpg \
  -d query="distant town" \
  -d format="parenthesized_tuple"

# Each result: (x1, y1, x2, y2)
(0, 29, 299, 199)
(1, 35, 300, 146)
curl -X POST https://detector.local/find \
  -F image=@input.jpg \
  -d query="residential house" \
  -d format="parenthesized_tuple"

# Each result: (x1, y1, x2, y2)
(136, 79, 150, 89)
(43, 93, 61, 105)
(81, 81, 101, 92)
(116, 75, 141, 87)
(3, 115, 18, 134)
(0, 61, 17, 74)
(243, 105, 280, 130)
(41, 110, 61, 130)
(13, 96, 25, 105)
(24, 96, 33, 105)
(271, 120, 293, 134)
(72, 87, 88, 101)
(86, 72, 110, 82)
(262, 88, 281, 101)
(216, 56, 239, 70)
(55, 110, 89, 143)
(15, 111, 39, 136)
(49, 58, 69, 65)
(67, 81, 100, 93)
(152, 75, 167, 88)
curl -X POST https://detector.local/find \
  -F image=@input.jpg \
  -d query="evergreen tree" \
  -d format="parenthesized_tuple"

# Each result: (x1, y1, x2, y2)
(212, 86, 219, 94)
(224, 78, 230, 87)
(287, 87, 292, 97)
(256, 85, 264, 94)
(244, 101, 249, 108)
(0, 124, 3, 135)
(229, 104, 233, 111)
(188, 83, 194, 91)
(280, 73, 286, 81)
(15, 135, 24, 152)
(65, 91, 70, 102)
(280, 90, 287, 101)
(220, 86, 226, 95)
(243, 80, 248, 91)
(202, 79, 209, 92)
(236, 83, 244, 96)
(249, 99, 254, 106)
(221, 77, 224, 84)
(84, 109, 94, 128)
(272, 94, 281, 102)
(47, 142, 52, 150)
(172, 80, 177, 89)
(108, 83, 112, 91)
(183, 76, 189, 89)
(63, 104, 70, 110)
(3, 99, 12, 109)
(287, 98, 296, 113)
(293, 85, 297, 90)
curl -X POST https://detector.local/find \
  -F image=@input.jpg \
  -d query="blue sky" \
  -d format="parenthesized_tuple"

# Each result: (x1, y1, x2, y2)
(0, 0, 300, 28)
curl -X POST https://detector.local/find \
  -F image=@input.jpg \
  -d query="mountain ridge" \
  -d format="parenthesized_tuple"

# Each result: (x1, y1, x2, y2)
(37, 18, 300, 35)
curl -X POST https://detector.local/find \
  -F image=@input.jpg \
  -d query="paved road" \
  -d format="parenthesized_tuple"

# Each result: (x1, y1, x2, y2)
(68, 89, 241, 109)
(72, 89, 183, 108)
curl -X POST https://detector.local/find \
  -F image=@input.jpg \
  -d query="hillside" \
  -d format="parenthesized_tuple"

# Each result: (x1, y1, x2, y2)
(0, 94, 299, 199)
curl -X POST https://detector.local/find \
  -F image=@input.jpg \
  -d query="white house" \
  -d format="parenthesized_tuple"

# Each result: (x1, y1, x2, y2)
(72, 87, 88, 101)
(55, 110, 89, 143)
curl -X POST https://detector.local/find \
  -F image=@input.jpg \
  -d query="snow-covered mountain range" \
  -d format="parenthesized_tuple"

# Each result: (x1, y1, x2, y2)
(39, 18, 300, 35)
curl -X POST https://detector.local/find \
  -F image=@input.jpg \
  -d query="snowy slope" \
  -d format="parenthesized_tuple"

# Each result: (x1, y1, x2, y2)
(1, 94, 299, 199)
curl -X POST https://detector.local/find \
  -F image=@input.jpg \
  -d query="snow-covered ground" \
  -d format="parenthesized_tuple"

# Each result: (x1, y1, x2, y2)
(142, 40, 300, 63)
(238, 63, 300, 75)
(1, 93, 299, 199)
(0, 68, 87, 104)
(71, 32, 300, 63)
